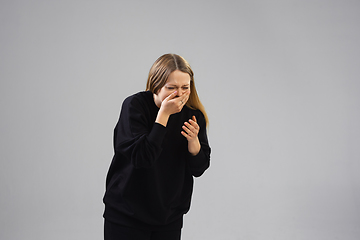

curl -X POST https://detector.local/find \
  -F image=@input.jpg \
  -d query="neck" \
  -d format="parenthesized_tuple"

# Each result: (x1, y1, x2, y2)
(153, 93, 161, 108)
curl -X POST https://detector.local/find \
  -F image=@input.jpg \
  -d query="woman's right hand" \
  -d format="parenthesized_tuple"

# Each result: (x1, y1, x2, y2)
(156, 91, 189, 126)
(160, 91, 189, 116)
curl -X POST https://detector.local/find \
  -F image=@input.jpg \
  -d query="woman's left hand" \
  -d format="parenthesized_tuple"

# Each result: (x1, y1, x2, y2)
(181, 116, 200, 141)
(182, 116, 201, 155)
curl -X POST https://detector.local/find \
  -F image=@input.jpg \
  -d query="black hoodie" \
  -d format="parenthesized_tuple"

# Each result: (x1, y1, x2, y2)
(103, 91, 211, 231)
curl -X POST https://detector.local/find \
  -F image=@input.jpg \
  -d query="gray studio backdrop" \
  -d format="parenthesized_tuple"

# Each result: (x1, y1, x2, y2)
(1, 0, 359, 239)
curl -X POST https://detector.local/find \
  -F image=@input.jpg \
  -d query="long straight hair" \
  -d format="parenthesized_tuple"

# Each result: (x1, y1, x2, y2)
(146, 54, 209, 126)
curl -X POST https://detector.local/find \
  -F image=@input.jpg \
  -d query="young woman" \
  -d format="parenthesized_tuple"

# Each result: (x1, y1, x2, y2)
(103, 53, 211, 240)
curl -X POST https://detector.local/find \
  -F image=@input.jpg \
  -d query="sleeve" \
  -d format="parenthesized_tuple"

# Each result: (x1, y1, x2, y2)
(113, 95, 167, 168)
(187, 111, 211, 177)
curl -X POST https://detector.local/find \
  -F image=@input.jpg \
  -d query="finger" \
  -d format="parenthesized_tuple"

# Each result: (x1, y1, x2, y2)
(184, 122, 199, 138)
(184, 121, 196, 132)
(165, 91, 178, 101)
(178, 92, 189, 106)
(181, 131, 191, 139)
(189, 117, 199, 130)
(179, 91, 190, 102)
(182, 125, 193, 136)
(189, 116, 197, 125)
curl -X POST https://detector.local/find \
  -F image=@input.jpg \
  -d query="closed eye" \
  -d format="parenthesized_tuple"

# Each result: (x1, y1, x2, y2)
(165, 85, 189, 90)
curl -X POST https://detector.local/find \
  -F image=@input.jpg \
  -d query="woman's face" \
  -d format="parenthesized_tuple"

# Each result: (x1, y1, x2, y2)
(154, 70, 191, 106)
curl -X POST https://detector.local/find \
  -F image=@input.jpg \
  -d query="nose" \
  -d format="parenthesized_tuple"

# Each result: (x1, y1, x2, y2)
(177, 90, 183, 96)
(178, 88, 188, 97)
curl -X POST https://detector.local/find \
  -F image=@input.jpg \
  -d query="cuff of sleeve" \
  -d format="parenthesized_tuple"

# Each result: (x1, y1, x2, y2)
(189, 149, 206, 165)
(188, 149, 210, 177)
(148, 122, 167, 147)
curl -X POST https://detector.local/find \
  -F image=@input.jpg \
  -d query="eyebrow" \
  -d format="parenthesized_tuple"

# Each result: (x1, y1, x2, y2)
(166, 84, 190, 87)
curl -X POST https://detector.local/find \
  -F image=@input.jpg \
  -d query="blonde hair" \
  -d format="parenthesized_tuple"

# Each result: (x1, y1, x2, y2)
(146, 53, 209, 126)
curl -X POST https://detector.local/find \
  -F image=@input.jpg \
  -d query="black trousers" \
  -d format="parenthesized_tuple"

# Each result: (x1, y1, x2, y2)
(104, 220, 182, 240)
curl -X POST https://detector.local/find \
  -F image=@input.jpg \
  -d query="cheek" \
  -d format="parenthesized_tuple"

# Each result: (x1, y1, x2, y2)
(158, 89, 171, 101)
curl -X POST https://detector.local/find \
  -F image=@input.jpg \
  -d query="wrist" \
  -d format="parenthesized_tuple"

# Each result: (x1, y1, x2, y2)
(156, 109, 170, 127)
(188, 137, 201, 156)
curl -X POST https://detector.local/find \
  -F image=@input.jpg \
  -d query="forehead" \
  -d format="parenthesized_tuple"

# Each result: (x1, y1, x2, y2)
(166, 70, 190, 85)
